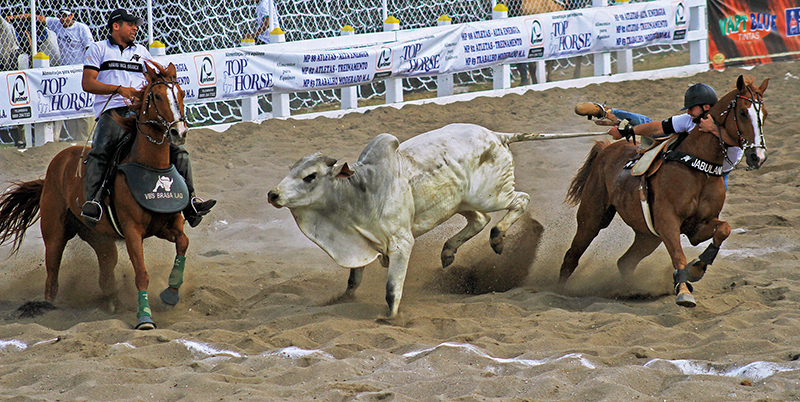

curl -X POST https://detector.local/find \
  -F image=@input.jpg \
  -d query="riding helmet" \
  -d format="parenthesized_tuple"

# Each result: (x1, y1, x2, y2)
(681, 83, 718, 110)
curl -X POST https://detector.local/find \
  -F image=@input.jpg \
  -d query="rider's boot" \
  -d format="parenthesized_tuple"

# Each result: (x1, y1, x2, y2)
(81, 156, 106, 228)
(171, 145, 216, 228)
(575, 102, 610, 120)
(184, 196, 217, 228)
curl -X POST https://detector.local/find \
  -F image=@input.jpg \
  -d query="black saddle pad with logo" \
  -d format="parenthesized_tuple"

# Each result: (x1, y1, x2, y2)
(117, 162, 190, 213)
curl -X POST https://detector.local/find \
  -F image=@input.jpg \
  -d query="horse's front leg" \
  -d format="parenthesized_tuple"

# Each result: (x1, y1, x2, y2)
(384, 232, 414, 320)
(686, 218, 731, 282)
(656, 222, 696, 308)
(160, 216, 189, 307)
(124, 233, 156, 330)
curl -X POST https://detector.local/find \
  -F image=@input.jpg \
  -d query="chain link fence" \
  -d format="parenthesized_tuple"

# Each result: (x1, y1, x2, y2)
(3, 0, 677, 128)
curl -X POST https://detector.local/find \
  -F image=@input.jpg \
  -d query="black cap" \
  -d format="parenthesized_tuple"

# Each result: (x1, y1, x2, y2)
(681, 83, 718, 110)
(108, 8, 144, 28)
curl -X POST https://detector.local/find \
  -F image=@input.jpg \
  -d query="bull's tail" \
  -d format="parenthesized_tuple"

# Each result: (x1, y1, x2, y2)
(565, 141, 608, 206)
(501, 131, 606, 145)
(0, 179, 44, 255)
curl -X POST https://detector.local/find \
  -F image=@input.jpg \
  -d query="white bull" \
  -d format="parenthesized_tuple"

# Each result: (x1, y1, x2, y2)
(267, 123, 542, 318)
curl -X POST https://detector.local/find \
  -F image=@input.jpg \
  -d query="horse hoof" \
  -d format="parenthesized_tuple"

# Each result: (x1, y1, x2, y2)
(686, 259, 707, 282)
(135, 316, 157, 330)
(675, 293, 696, 308)
(160, 287, 180, 306)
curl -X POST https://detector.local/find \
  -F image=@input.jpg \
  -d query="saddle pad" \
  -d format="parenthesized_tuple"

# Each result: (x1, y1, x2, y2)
(631, 138, 672, 176)
(117, 162, 190, 213)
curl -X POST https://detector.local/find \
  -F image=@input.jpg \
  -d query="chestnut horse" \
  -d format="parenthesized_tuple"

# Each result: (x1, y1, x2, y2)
(0, 61, 189, 330)
(560, 75, 769, 307)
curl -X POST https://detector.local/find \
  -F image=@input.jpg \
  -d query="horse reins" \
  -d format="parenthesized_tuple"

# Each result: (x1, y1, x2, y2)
(715, 86, 766, 168)
(136, 79, 186, 145)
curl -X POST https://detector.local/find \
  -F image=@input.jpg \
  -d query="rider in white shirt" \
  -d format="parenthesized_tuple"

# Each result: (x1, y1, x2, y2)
(80, 8, 215, 228)
(577, 84, 742, 188)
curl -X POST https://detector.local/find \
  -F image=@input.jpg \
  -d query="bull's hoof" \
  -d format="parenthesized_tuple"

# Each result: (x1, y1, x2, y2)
(490, 227, 504, 254)
(135, 315, 157, 330)
(441, 250, 455, 268)
(675, 292, 696, 308)
(686, 259, 707, 282)
(160, 287, 180, 306)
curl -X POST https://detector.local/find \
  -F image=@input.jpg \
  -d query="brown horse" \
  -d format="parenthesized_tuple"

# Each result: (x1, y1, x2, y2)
(560, 75, 769, 307)
(0, 61, 190, 330)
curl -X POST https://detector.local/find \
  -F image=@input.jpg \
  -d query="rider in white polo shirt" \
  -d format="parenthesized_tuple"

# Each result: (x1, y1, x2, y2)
(81, 8, 215, 228)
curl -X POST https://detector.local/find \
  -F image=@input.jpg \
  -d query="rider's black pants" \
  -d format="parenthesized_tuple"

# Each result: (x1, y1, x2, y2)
(84, 106, 195, 203)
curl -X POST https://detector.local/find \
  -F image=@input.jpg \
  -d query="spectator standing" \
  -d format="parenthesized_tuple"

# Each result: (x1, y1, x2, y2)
(6, 8, 94, 141)
(253, 0, 281, 44)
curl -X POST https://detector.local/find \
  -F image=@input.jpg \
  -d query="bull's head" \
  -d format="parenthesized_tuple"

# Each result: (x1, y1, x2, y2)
(268, 153, 351, 209)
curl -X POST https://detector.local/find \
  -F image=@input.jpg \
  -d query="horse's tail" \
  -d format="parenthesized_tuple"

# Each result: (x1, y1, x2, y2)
(0, 179, 44, 255)
(566, 141, 608, 206)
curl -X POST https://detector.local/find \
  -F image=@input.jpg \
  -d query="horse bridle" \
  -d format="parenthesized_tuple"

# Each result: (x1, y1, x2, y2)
(716, 85, 767, 167)
(136, 80, 186, 145)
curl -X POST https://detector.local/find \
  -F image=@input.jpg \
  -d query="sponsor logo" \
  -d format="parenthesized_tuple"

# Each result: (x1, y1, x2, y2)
(549, 20, 592, 55)
(674, 2, 687, 28)
(529, 19, 544, 47)
(7, 73, 30, 107)
(673, 29, 686, 40)
(194, 55, 217, 86)
(376, 48, 393, 71)
(152, 175, 174, 192)
(717, 11, 777, 42)
(223, 58, 273, 95)
(786, 8, 800, 37)
(690, 158, 723, 176)
(37, 76, 93, 115)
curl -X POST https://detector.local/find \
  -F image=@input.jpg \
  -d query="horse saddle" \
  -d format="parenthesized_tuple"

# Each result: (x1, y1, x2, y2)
(117, 162, 190, 213)
(624, 134, 679, 177)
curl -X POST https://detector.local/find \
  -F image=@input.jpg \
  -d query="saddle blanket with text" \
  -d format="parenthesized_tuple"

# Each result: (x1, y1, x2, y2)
(117, 162, 190, 213)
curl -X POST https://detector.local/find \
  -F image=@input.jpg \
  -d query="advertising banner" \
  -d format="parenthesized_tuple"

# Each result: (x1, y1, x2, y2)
(0, 0, 691, 126)
(708, 0, 800, 69)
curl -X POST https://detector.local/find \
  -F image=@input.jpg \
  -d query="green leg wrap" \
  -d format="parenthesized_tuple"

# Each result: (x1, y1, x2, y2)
(168, 256, 186, 289)
(137, 290, 152, 319)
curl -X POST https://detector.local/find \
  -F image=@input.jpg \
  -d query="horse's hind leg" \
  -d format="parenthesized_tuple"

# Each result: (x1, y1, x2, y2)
(39, 196, 77, 303)
(617, 232, 662, 279)
(441, 211, 490, 268)
(559, 201, 616, 288)
(686, 218, 731, 282)
(490, 191, 530, 255)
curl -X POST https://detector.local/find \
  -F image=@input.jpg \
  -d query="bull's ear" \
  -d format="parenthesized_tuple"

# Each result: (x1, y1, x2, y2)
(332, 162, 354, 178)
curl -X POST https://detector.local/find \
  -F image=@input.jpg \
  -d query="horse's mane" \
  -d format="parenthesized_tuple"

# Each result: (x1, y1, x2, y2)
(565, 140, 609, 206)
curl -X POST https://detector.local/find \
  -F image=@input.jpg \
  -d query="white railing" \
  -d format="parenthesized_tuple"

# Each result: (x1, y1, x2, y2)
(1, 0, 707, 147)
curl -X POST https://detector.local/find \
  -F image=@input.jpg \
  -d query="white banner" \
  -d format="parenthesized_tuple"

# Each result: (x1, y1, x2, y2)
(0, 1, 690, 126)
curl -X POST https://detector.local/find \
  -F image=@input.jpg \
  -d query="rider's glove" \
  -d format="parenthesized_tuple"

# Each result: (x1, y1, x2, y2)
(618, 119, 636, 144)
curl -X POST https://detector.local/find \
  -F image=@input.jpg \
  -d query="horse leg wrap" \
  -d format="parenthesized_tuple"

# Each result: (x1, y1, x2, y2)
(673, 269, 694, 294)
(137, 291, 152, 319)
(168, 256, 186, 289)
(698, 242, 720, 265)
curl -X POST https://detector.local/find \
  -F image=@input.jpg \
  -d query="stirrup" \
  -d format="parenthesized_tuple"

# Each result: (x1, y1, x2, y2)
(80, 200, 103, 226)
(190, 196, 216, 216)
